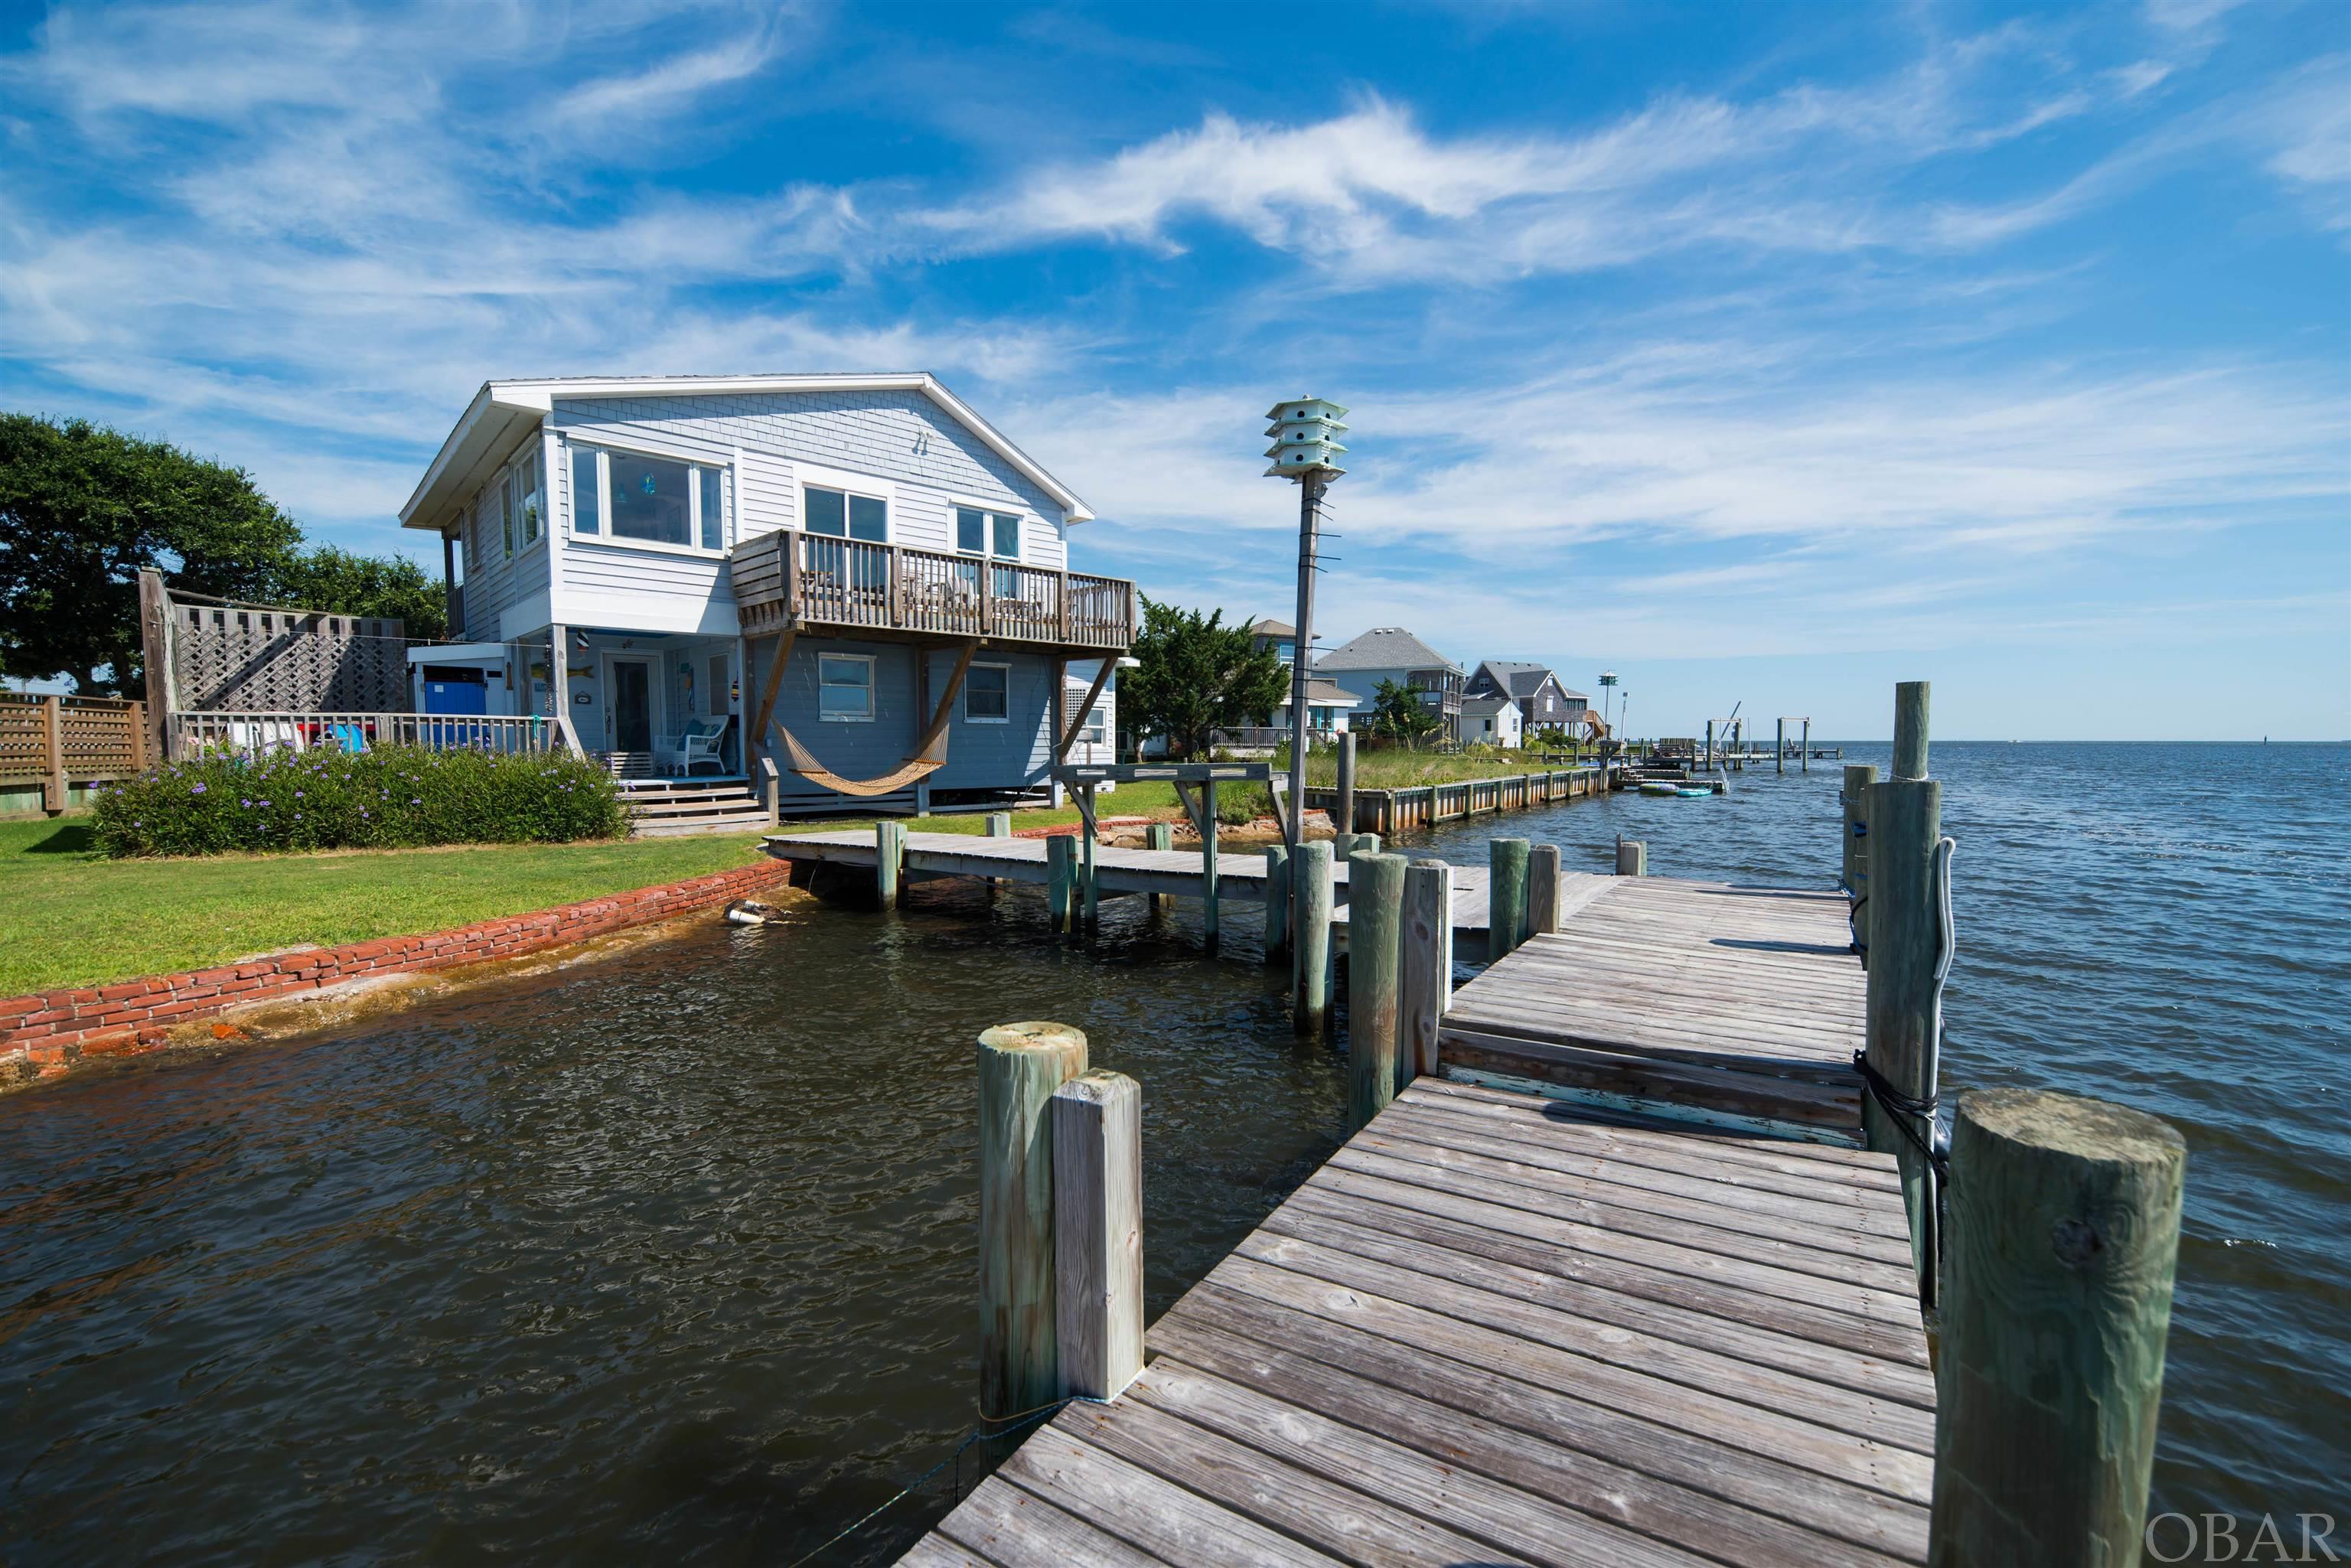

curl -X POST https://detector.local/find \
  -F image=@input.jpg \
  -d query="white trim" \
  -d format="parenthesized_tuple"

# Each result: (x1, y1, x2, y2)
(950, 497, 1026, 560)
(565, 438, 732, 559)
(403, 373, 1092, 532)
(817, 650, 876, 722)
(793, 460, 896, 505)
(601, 651, 665, 751)
(964, 660, 1012, 724)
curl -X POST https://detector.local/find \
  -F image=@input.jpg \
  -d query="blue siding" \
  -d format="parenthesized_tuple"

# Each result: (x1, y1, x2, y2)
(748, 637, 1058, 797)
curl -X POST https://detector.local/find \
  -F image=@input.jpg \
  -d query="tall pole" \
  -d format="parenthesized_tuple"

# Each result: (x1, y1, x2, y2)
(1283, 471, 1326, 849)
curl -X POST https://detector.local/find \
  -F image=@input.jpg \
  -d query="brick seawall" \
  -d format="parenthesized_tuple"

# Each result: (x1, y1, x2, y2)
(1, 859, 795, 1087)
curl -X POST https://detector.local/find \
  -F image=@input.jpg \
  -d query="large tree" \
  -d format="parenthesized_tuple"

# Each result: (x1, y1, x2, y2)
(1367, 677, 1443, 746)
(0, 413, 441, 694)
(1120, 597, 1290, 760)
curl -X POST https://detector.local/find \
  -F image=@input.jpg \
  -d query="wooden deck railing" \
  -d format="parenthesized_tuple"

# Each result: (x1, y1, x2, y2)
(169, 711, 572, 758)
(2, 694, 149, 813)
(729, 532, 1134, 650)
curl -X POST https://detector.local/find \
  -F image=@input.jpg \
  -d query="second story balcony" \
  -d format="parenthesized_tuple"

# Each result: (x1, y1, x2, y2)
(728, 531, 1135, 653)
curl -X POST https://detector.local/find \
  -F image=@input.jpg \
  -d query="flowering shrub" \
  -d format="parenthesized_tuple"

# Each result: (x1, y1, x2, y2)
(93, 743, 628, 858)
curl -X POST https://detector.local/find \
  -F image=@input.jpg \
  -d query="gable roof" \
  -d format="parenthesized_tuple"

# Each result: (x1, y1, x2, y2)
(1475, 659, 1590, 702)
(1248, 618, 1296, 639)
(1462, 693, 1521, 718)
(1315, 627, 1460, 674)
(397, 372, 1092, 536)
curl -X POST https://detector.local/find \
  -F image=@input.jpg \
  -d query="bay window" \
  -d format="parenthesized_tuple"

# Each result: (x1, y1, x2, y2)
(567, 444, 728, 551)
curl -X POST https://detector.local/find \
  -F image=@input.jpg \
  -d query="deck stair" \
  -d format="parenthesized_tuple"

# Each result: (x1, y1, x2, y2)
(621, 779, 772, 837)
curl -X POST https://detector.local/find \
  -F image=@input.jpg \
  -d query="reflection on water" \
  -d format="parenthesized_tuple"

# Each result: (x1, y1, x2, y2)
(3, 743, 2343, 1560)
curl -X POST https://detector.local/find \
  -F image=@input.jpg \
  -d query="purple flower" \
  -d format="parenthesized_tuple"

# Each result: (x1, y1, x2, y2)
(191, 782, 207, 794)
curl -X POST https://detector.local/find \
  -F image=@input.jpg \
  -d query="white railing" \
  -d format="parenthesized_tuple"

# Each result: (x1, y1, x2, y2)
(169, 711, 571, 758)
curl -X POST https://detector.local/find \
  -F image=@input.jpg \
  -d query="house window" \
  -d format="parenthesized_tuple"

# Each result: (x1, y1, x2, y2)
(572, 446, 601, 535)
(1080, 706, 1105, 744)
(966, 663, 1009, 722)
(956, 506, 1021, 559)
(819, 654, 874, 721)
(696, 467, 726, 550)
(805, 485, 887, 542)
(494, 476, 512, 558)
(606, 451, 695, 547)
(517, 449, 543, 543)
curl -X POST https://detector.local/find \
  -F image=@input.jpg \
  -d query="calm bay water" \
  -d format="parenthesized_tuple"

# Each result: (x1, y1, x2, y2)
(3, 741, 2344, 1562)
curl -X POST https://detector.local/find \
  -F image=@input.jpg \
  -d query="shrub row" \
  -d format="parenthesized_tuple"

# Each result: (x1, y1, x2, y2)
(93, 744, 628, 857)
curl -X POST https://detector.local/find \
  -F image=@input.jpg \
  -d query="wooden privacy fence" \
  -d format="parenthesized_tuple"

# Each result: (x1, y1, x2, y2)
(1, 695, 148, 813)
(140, 571, 409, 728)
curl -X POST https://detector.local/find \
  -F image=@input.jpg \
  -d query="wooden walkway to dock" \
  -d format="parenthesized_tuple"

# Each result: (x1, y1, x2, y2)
(906, 1077, 1929, 1568)
(898, 860, 1930, 1568)
(765, 830, 1501, 938)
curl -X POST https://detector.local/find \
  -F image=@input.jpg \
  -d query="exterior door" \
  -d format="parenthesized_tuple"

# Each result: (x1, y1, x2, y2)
(610, 659, 654, 751)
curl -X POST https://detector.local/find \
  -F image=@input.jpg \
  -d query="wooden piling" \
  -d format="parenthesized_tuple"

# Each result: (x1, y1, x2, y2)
(1399, 859, 1453, 1084)
(1345, 851, 1406, 1133)
(1080, 804, 1100, 928)
(1329, 830, 1358, 862)
(1487, 838, 1529, 958)
(876, 820, 905, 905)
(1262, 842, 1290, 963)
(1052, 1068, 1143, 1402)
(1893, 680, 1931, 781)
(1145, 822, 1172, 911)
(1930, 1089, 2185, 1568)
(1046, 834, 1077, 933)
(977, 1021, 1089, 1417)
(1293, 841, 1334, 1038)
(986, 812, 1012, 838)
(1336, 731, 1356, 835)
(1614, 837, 1646, 877)
(1527, 843, 1562, 936)
(1353, 832, 1380, 858)
(1864, 777, 1943, 1289)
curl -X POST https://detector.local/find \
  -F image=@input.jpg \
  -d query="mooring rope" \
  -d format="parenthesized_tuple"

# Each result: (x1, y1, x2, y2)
(775, 1394, 1112, 1568)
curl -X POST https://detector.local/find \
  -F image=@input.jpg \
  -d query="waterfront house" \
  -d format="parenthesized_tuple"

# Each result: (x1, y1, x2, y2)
(1466, 660, 1588, 735)
(1462, 692, 1524, 748)
(396, 373, 1133, 818)
(1315, 628, 1465, 743)
(1247, 618, 1298, 667)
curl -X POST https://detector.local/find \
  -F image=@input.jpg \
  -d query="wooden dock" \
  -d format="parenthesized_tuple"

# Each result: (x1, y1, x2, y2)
(764, 829, 1502, 940)
(906, 1079, 1929, 1568)
(899, 860, 1934, 1568)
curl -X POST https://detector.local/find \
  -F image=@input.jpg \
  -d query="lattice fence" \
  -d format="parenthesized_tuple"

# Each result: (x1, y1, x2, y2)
(165, 597, 409, 713)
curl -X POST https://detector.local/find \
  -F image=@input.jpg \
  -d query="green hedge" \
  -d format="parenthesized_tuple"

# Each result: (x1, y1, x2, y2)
(93, 744, 628, 858)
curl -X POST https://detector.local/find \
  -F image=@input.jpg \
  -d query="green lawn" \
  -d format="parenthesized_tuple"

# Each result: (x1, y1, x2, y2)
(1280, 745, 1598, 789)
(0, 820, 773, 997)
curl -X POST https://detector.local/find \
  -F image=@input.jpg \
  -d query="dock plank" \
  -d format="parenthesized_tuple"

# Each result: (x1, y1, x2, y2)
(898, 869, 1928, 1567)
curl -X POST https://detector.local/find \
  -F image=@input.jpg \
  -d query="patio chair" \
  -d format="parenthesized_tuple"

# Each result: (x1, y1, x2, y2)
(658, 719, 729, 777)
(329, 722, 369, 754)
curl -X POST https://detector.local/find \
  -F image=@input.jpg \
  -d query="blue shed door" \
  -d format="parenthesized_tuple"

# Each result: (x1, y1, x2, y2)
(425, 680, 487, 716)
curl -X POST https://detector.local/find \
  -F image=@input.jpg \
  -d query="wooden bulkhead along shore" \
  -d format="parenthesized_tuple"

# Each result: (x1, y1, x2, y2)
(771, 691, 2191, 1568)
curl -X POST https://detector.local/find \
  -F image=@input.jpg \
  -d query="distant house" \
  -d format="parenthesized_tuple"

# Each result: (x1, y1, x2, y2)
(1280, 676, 1361, 737)
(1064, 661, 1117, 766)
(1466, 660, 1589, 735)
(1247, 618, 1299, 667)
(1316, 628, 1465, 742)
(1463, 692, 1524, 748)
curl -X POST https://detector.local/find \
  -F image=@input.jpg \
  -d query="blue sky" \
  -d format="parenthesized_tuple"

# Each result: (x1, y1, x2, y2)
(3, 0, 2346, 738)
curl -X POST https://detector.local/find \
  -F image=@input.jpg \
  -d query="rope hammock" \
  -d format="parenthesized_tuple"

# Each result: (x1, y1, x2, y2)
(768, 641, 976, 799)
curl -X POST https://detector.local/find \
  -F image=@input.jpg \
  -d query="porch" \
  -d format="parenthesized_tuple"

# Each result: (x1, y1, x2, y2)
(727, 532, 1135, 650)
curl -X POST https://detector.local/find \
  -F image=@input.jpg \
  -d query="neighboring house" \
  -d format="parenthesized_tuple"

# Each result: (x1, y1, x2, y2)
(1247, 618, 1298, 667)
(1273, 676, 1360, 738)
(1462, 693, 1524, 748)
(397, 373, 1134, 813)
(1315, 628, 1466, 742)
(1466, 660, 1590, 734)
(1064, 661, 1117, 768)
